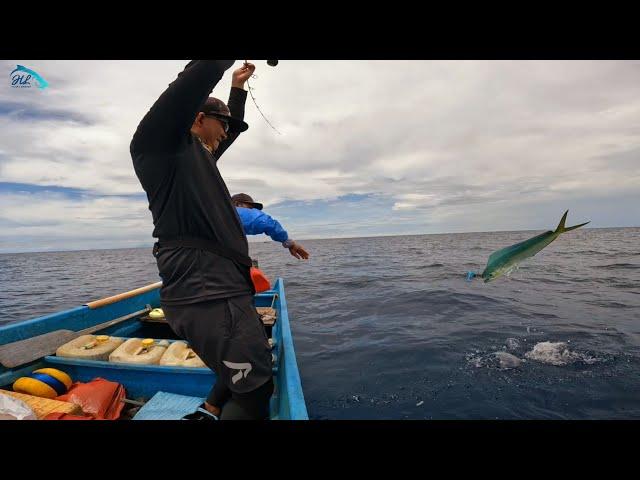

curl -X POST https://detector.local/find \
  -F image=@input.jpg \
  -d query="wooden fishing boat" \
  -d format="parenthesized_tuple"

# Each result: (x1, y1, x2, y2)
(0, 278, 308, 420)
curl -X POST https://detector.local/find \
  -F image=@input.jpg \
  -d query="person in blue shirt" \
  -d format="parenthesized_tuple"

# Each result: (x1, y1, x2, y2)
(232, 193, 310, 260)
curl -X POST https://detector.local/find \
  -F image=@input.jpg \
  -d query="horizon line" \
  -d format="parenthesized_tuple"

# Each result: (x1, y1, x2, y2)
(0, 225, 637, 255)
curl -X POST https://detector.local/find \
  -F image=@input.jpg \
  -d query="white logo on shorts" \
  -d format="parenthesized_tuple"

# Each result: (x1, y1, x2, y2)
(223, 360, 253, 384)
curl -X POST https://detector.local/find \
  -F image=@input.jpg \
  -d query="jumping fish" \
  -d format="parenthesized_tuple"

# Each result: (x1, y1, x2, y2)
(467, 210, 589, 283)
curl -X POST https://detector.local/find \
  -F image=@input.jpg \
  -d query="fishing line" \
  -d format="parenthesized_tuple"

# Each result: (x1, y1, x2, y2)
(245, 60, 282, 135)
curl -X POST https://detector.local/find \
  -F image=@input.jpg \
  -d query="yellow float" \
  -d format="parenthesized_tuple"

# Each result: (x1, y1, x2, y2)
(12, 368, 73, 399)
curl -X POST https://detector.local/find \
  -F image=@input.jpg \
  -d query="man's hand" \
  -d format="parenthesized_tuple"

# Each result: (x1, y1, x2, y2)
(232, 62, 256, 89)
(204, 401, 221, 417)
(288, 241, 310, 260)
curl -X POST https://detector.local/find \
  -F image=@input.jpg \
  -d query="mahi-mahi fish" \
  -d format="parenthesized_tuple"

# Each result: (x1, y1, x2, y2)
(468, 210, 589, 283)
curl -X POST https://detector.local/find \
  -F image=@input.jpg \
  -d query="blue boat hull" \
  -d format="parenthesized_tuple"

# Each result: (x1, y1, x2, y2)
(0, 278, 308, 420)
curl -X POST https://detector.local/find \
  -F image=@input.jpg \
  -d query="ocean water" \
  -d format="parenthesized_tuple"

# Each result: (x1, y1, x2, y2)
(1, 227, 639, 419)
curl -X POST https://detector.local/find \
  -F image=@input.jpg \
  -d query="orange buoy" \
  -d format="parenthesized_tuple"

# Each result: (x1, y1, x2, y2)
(250, 266, 271, 293)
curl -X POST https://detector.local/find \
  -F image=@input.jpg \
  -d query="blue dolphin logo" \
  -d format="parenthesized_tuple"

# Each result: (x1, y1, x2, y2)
(10, 65, 49, 90)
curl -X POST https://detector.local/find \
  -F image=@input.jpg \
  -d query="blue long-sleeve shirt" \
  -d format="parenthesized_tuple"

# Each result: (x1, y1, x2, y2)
(236, 207, 289, 243)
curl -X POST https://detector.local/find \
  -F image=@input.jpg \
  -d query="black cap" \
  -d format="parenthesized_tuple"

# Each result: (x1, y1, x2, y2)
(231, 193, 263, 210)
(200, 97, 249, 133)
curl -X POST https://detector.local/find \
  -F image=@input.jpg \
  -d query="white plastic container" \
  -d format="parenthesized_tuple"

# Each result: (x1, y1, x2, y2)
(109, 338, 169, 365)
(56, 335, 124, 361)
(159, 341, 206, 368)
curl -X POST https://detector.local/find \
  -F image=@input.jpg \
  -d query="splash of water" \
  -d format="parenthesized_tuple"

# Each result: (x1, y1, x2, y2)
(505, 338, 521, 351)
(494, 351, 523, 369)
(466, 350, 523, 369)
(525, 341, 599, 366)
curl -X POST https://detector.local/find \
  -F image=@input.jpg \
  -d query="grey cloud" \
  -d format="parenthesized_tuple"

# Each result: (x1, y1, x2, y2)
(592, 146, 640, 172)
(1, 60, 639, 251)
(0, 101, 93, 125)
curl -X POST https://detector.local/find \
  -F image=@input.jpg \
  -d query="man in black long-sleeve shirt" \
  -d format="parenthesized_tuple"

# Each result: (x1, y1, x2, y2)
(130, 60, 273, 420)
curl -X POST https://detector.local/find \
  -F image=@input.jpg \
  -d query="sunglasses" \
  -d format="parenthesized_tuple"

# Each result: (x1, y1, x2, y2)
(205, 114, 230, 133)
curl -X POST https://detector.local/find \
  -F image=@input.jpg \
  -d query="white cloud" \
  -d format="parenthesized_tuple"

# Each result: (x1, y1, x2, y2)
(1, 60, 639, 252)
(0, 191, 153, 252)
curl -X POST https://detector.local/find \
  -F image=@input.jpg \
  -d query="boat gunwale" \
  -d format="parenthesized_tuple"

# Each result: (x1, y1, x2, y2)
(0, 278, 308, 420)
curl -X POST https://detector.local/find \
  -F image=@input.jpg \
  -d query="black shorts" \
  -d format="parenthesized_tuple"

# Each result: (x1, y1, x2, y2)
(162, 294, 273, 394)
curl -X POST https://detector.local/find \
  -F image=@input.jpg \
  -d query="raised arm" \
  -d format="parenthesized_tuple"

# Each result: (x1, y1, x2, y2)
(214, 62, 254, 160)
(131, 60, 235, 155)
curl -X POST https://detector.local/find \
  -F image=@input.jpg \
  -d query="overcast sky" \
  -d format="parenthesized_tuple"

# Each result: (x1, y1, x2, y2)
(1, 60, 639, 253)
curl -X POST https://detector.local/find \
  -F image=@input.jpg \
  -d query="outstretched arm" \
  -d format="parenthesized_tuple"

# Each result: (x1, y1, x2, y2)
(253, 212, 289, 243)
(253, 214, 310, 260)
(283, 239, 310, 260)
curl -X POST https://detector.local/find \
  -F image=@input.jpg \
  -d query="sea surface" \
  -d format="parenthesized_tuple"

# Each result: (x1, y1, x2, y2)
(1, 228, 639, 419)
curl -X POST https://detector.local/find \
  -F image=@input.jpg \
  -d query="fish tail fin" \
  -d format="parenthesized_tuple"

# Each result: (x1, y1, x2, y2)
(562, 221, 590, 232)
(554, 210, 590, 233)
